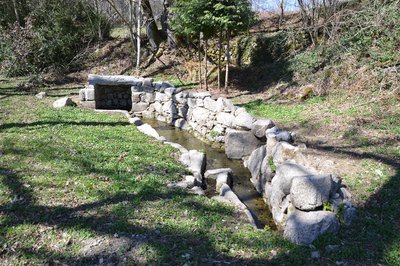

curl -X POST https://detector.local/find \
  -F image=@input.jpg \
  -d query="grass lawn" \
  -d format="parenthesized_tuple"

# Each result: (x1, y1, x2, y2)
(0, 78, 308, 265)
(242, 92, 400, 265)
(0, 77, 399, 265)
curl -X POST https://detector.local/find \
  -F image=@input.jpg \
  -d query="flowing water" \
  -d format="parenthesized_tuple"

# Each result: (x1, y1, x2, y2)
(143, 118, 275, 229)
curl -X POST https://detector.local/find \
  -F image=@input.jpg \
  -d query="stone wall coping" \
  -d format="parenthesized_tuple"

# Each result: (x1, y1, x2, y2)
(88, 74, 143, 86)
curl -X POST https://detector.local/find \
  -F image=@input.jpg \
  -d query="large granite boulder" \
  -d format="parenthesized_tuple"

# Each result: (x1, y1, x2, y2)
(272, 141, 307, 166)
(290, 175, 333, 211)
(225, 130, 263, 159)
(251, 119, 275, 138)
(35, 92, 47, 99)
(137, 124, 162, 140)
(260, 156, 274, 184)
(143, 93, 155, 103)
(245, 145, 267, 193)
(180, 150, 207, 179)
(174, 92, 188, 105)
(191, 107, 211, 126)
(173, 118, 189, 130)
(164, 87, 177, 97)
(233, 111, 255, 130)
(162, 100, 177, 117)
(271, 162, 317, 195)
(164, 141, 189, 154)
(269, 189, 290, 226)
(131, 92, 143, 103)
(213, 184, 258, 228)
(205, 168, 233, 179)
(53, 97, 75, 108)
(283, 210, 339, 245)
(132, 102, 149, 112)
(204, 97, 218, 112)
(216, 112, 235, 127)
(151, 101, 163, 114)
(216, 171, 233, 191)
(155, 92, 170, 102)
(216, 97, 236, 113)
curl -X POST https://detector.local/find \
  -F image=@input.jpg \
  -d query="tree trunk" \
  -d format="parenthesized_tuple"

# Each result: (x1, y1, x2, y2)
(279, 0, 285, 29)
(204, 38, 208, 91)
(12, 0, 21, 28)
(94, 0, 103, 40)
(105, 0, 137, 65)
(224, 30, 230, 92)
(146, 20, 162, 50)
(199, 33, 203, 90)
(163, 0, 176, 48)
(142, 0, 163, 50)
(136, 0, 142, 69)
(218, 30, 222, 91)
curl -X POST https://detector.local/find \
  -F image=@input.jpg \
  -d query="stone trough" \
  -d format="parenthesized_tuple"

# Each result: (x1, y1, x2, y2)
(78, 74, 356, 245)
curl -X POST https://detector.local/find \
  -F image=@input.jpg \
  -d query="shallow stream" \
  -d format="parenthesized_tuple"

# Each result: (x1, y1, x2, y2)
(143, 118, 275, 229)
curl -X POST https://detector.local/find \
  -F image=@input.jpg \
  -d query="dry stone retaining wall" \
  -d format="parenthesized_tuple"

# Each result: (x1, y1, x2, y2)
(80, 75, 356, 245)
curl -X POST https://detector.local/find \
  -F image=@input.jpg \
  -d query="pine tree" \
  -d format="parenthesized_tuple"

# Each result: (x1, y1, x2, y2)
(170, 0, 255, 91)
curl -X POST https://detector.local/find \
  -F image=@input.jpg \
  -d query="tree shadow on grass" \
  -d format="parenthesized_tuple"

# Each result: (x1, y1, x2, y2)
(0, 87, 80, 101)
(0, 165, 301, 265)
(0, 121, 308, 265)
(0, 121, 129, 131)
(228, 61, 294, 94)
(0, 88, 36, 99)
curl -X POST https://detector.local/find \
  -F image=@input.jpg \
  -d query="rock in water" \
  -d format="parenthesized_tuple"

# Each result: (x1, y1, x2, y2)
(225, 130, 263, 159)
(128, 117, 143, 126)
(137, 124, 161, 140)
(215, 171, 233, 191)
(246, 145, 267, 193)
(204, 168, 232, 179)
(180, 150, 206, 184)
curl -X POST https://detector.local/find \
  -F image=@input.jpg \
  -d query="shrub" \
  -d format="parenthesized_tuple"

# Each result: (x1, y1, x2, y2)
(0, 0, 110, 76)
(0, 20, 39, 76)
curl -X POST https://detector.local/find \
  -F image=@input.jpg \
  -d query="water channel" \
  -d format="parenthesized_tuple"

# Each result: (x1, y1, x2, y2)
(142, 118, 275, 229)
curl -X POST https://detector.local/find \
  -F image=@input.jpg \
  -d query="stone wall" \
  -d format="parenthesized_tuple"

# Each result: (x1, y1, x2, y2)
(95, 85, 132, 110)
(80, 74, 355, 245)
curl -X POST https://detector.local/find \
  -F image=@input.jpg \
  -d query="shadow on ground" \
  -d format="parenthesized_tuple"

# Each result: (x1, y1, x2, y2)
(1, 81, 399, 264)
(228, 61, 294, 94)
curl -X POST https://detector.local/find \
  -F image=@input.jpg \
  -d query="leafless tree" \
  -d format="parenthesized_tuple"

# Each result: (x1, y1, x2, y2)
(297, 0, 341, 45)
(278, 0, 285, 28)
(105, 0, 141, 68)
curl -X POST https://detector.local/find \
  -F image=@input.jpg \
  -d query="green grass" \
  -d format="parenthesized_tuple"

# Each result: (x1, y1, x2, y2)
(241, 99, 308, 124)
(1, 77, 400, 265)
(241, 92, 400, 265)
(0, 78, 310, 265)
(151, 73, 198, 90)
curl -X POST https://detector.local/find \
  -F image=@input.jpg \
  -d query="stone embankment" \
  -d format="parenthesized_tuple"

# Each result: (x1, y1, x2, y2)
(77, 75, 356, 245)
